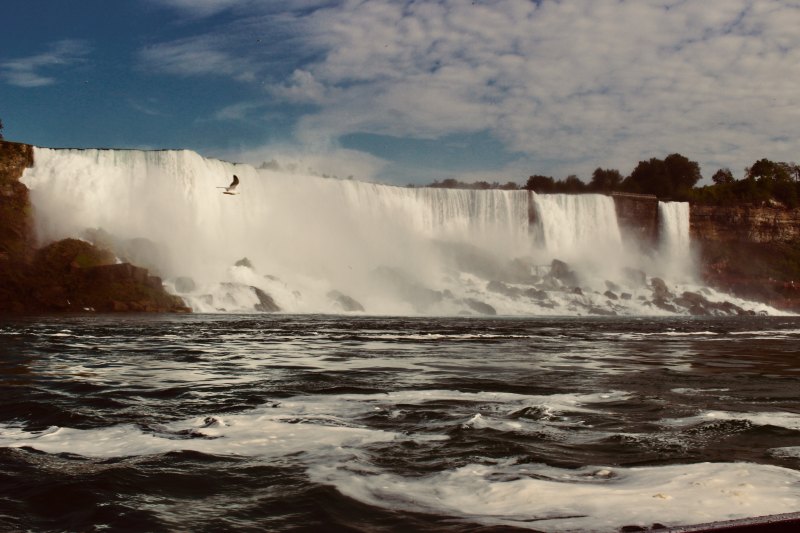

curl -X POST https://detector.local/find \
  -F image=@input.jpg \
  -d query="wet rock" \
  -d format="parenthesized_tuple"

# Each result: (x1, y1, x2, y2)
(550, 259, 579, 286)
(605, 280, 621, 293)
(487, 280, 520, 299)
(621, 292, 632, 300)
(588, 306, 617, 316)
(523, 288, 548, 300)
(327, 290, 364, 312)
(252, 286, 280, 312)
(571, 287, 583, 296)
(681, 291, 709, 307)
(650, 277, 672, 300)
(653, 299, 677, 313)
(604, 290, 619, 300)
(463, 298, 497, 315)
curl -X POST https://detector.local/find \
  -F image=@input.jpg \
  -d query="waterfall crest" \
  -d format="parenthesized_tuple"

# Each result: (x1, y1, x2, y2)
(20, 147, 776, 315)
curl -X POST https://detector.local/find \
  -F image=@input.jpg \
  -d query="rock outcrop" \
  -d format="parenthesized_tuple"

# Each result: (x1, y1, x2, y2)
(0, 140, 190, 313)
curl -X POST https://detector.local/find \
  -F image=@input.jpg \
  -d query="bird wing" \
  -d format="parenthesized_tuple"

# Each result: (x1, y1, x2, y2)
(229, 175, 239, 190)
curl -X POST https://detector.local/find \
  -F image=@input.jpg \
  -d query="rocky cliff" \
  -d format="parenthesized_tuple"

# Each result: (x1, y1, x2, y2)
(691, 204, 800, 310)
(0, 140, 190, 313)
(611, 192, 659, 247)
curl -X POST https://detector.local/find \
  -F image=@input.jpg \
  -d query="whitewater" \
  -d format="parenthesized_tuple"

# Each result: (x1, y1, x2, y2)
(20, 147, 775, 315)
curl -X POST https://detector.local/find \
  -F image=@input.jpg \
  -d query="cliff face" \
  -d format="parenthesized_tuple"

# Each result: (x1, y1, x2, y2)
(0, 140, 190, 313)
(611, 192, 659, 246)
(691, 205, 800, 310)
(691, 205, 800, 243)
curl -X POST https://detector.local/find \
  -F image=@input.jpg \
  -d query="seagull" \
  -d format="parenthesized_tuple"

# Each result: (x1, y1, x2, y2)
(218, 175, 239, 195)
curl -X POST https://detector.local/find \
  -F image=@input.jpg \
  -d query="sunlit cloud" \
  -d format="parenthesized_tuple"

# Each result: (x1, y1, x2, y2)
(143, 0, 800, 180)
(0, 39, 90, 88)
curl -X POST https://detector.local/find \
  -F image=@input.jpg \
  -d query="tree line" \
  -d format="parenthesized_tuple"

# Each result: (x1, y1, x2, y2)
(423, 153, 800, 208)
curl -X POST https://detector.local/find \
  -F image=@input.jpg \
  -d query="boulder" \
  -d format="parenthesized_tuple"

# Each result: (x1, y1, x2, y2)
(650, 277, 672, 300)
(327, 290, 365, 312)
(251, 287, 280, 312)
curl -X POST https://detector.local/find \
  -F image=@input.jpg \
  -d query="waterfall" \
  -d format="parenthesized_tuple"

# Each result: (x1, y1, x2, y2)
(658, 201, 693, 280)
(19, 147, 774, 315)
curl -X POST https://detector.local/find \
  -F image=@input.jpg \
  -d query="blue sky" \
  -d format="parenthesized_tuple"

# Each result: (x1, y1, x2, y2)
(2, 0, 799, 185)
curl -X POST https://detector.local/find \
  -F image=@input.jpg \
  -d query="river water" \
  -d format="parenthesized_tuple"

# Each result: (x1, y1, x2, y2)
(1, 314, 799, 532)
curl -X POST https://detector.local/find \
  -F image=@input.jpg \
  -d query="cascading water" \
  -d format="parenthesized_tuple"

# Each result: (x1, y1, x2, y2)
(20, 148, 778, 315)
(658, 201, 693, 280)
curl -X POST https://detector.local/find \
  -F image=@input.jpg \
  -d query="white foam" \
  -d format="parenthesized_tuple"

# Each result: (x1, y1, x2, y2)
(661, 410, 800, 431)
(308, 460, 800, 531)
(0, 390, 629, 459)
(0, 409, 399, 459)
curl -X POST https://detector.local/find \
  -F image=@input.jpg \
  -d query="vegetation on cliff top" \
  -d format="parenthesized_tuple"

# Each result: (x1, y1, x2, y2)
(424, 153, 800, 209)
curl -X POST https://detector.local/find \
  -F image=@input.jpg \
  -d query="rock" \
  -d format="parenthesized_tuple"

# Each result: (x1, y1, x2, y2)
(327, 290, 364, 312)
(252, 287, 280, 312)
(605, 280, 621, 293)
(235, 257, 254, 269)
(523, 288, 548, 300)
(463, 298, 497, 315)
(487, 280, 520, 299)
(588, 306, 617, 316)
(571, 287, 583, 296)
(681, 291, 709, 307)
(650, 277, 672, 300)
(652, 299, 677, 313)
(604, 290, 619, 300)
(621, 292, 632, 300)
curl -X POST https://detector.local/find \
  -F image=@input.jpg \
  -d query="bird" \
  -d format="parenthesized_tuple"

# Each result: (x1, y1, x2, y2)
(218, 175, 239, 195)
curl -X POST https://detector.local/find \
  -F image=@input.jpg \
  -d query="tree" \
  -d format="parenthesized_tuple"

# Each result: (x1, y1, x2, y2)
(0, 118, 4, 140)
(624, 153, 701, 199)
(524, 174, 555, 193)
(711, 168, 735, 185)
(589, 168, 622, 192)
(561, 174, 586, 193)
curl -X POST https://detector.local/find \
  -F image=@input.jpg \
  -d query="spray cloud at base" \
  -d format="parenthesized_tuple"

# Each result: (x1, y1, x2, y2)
(20, 147, 776, 316)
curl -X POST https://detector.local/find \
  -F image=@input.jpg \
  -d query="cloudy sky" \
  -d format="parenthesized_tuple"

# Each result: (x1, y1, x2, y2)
(1, 0, 798, 185)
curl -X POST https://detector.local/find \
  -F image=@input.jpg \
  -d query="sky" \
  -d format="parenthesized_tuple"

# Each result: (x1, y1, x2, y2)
(1, 0, 799, 186)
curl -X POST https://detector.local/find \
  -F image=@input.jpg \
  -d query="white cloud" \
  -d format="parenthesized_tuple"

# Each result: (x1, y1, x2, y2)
(139, 36, 257, 81)
(1, 40, 90, 88)
(143, 0, 800, 180)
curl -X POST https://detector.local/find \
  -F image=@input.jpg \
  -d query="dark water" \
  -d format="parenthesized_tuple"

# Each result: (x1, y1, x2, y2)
(1, 314, 799, 532)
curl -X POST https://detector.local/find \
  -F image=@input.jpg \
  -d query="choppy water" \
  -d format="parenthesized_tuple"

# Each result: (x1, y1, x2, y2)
(1, 314, 800, 532)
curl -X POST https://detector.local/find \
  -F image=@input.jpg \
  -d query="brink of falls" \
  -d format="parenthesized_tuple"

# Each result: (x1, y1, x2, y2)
(20, 147, 777, 315)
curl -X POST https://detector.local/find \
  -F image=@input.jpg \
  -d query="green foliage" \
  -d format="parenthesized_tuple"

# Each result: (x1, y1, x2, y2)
(623, 153, 701, 199)
(690, 159, 800, 208)
(427, 178, 519, 190)
(589, 168, 622, 192)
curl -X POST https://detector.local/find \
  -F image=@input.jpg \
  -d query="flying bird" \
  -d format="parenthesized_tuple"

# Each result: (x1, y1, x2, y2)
(218, 175, 239, 195)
